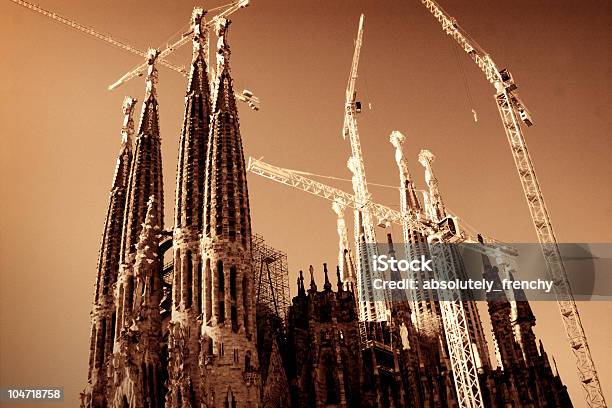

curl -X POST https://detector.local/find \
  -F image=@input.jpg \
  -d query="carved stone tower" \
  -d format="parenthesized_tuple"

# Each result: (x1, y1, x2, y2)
(166, 8, 211, 406)
(82, 96, 137, 408)
(200, 17, 260, 407)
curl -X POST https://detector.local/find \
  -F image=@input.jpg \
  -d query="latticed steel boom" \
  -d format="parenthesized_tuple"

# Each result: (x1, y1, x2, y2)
(107, 0, 250, 91)
(9, 0, 260, 110)
(246, 158, 514, 260)
(421, 1, 606, 406)
(342, 15, 389, 322)
(9, 0, 186, 75)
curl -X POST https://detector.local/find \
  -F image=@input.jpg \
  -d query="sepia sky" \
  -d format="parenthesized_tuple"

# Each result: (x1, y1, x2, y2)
(1, 0, 611, 406)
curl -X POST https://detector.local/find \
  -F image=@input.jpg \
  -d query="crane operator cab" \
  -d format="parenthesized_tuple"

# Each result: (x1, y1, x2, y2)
(438, 216, 463, 243)
(355, 101, 362, 113)
(519, 108, 533, 127)
(499, 68, 518, 92)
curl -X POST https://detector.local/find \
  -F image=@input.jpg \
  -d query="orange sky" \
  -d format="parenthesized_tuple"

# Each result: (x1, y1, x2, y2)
(1, 0, 611, 406)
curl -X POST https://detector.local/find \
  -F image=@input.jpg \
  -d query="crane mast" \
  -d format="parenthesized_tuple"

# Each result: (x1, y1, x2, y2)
(343, 15, 389, 322)
(421, 1, 606, 406)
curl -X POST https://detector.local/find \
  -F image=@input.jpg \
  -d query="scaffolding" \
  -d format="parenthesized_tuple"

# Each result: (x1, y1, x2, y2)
(252, 234, 291, 325)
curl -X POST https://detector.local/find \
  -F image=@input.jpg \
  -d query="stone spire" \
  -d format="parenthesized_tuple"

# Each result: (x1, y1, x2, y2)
(309, 265, 317, 292)
(167, 10, 213, 405)
(418, 149, 446, 222)
(82, 96, 137, 408)
(323, 263, 332, 292)
(203, 17, 251, 247)
(390, 131, 422, 214)
(200, 18, 260, 406)
(297, 270, 306, 297)
(482, 254, 528, 378)
(508, 271, 539, 366)
(121, 49, 164, 264)
(175, 7, 212, 231)
(336, 266, 343, 292)
(108, 196, 165, 408)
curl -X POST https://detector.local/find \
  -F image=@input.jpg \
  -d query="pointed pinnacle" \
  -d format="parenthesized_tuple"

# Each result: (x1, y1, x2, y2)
(309, 265, 317, 291)
(145, 49, 160, 99)
(323, 263, 331, 291)
(120, 96, 137, 149)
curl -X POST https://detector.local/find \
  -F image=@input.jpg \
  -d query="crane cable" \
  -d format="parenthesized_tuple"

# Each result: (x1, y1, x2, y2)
(451, 41, 478, 123)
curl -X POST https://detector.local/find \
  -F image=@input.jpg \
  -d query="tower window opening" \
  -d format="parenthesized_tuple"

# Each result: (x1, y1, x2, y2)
(185, 250, 193, 308)
(219, 301, 225, 323)
(197, 261, 203, 315)
(230, 267, 237, 300)
(205, 259, 212, 323)
(217, 260, 224, 293)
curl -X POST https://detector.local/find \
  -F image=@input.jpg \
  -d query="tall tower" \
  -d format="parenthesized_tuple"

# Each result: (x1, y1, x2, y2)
(200, 17, 260, 406)
(119, 49, 164, 267)
(417, 149, 491, 371)
(114, 46, 164, 346)
(109, 196, 166, 408)
(166, 8, 211, 406)
(106, 48, 165, 407)
(389, 131, 439, 336)
(82, 97, 137, 408)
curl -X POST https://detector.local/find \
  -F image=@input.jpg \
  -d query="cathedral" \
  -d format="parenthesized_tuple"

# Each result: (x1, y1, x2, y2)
(81, 10, 573, 408)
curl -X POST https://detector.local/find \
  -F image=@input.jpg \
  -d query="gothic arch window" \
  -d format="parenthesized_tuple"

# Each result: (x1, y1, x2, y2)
(110, 312, 116, 347)
(245, 351, 252, 371)
(325, 357, 338, 404)
(205, 258, 212, 323)
(196, 260, 202, 315)
(229, 266, 237, 300)
(231, 305, 238, 332)
(185, 250, 193, 309)
(174, 248, 181, 308)
(242, 275, 249, 335)
(219, 300, 225, 323)
(96, 320, 106, 368)
(217, 260, 224, 293)
(218, 260, 225, 323)
(126, 277, 133, 312)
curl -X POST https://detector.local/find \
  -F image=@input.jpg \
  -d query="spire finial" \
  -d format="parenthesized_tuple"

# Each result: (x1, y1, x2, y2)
(121, 96, 137, 147)
(336, 265, 343, 291)
(418, 149, 435, 167)
(191, 7, 206, 39)
(298, 270, 306, 296)
(187, 7, 209, 95)
(309, 265, 317, 291)
(145, 49, 160, 99)
(215, 17, 231, 73)
(323, 263, 331, 291)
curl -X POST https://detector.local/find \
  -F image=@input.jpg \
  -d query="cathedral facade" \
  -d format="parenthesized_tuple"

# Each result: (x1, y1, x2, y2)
(81, 10, 572, 408)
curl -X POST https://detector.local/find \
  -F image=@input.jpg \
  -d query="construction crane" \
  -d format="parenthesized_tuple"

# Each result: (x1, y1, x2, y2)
(342, 14, 389, 322)
(9, 0, 260, 111)
(389, 130, 488, 407)
(246, 158, 515, 258)
(420, 1, 607, 406)
(248, 155, 514, 407)
(107, 0, 249, 90)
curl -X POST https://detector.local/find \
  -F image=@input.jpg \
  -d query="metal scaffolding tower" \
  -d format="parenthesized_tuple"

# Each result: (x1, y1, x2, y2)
(252, 234, 291, 325)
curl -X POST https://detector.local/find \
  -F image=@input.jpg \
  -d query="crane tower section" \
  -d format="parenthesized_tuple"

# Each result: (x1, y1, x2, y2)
(343, 15, 389, 323)
(420, 1, 606, 406)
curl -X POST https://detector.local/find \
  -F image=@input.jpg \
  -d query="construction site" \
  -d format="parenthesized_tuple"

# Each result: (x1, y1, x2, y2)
(1, 0, 610, 407)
